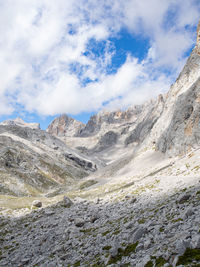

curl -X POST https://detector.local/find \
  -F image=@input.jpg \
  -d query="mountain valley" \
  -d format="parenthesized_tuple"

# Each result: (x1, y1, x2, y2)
(1, 21, 200, 267)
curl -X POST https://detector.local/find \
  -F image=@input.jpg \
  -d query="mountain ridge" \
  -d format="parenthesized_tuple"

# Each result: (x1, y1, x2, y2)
(1, 19, 200, 267)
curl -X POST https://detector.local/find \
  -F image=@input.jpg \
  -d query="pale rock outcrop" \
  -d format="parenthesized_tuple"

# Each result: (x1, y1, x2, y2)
(47, 114, 84, 137)
(0, 117, 40, 129)
(145, 21, 200, 155)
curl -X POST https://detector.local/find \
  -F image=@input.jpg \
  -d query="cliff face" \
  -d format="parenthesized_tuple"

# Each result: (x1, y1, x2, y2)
(47, 95, 165, 164)
(150, 22, 200, 155)
(46, 114, 84, 137)
(46, 20, 200, 159)
(77, 107, 143, 137)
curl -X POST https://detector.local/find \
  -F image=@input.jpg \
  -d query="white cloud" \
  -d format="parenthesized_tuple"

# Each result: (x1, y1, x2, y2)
(0, 0, 199, 117)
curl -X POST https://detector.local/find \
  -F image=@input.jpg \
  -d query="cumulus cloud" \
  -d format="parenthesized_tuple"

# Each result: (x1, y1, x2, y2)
(0, 0, 199, 116)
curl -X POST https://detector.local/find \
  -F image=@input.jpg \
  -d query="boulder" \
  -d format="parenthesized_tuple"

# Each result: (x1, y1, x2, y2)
(32, 200, 42, 208)
(178, 194, 191, 204)
(63, 196, 73, 208)
(75, 218, 85, 227)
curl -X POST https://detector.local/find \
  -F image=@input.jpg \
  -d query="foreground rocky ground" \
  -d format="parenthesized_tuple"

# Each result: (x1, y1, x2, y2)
(1, 172, 200, 267)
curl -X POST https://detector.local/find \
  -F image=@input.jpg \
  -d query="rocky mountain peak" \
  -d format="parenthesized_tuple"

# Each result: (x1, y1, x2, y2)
(195, 19, 200, 54)
(0, 117, 40, 129)
(47, 114, 85, 137)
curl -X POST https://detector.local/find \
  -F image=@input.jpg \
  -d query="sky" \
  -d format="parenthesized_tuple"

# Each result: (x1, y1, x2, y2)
(0, 0, 199, 129)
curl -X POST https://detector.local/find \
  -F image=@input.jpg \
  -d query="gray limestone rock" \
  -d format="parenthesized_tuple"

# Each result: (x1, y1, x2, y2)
(184, 207, 194, 218)
(175, 239, 190, 255)
(63, 196, 73, 208)
(47, 114, 84, 137)
(74, 218, 85, 227)
(132, 226, 147, 243)
(32, 200, 42, 208)
(178, 194, 191, 204)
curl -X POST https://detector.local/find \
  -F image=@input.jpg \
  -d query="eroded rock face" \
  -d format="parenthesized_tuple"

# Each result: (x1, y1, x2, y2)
(195, 19, 200, 54)
(46, 97, 165, 164)
(0, 124, 98, 197)
(0, 117, 40, 130)
(157, 78, 200, 154)
(77, 108, 143, 137)
(142, 22, 200, 156)
(47, 114, 84, 137)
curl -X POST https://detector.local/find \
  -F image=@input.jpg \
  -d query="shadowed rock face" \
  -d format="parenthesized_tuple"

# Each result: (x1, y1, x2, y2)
(46, 98, 165, 164)
(152, 23, 200, 156)
(157, 77, 200, 154)
(92, 131, 119, 153)
(125, 98, 164, 146)
(0, 124, 98, 196)
(77, 108, 143, 137)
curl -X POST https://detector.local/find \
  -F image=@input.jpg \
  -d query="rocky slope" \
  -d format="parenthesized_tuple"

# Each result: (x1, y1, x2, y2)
(1, 147, 200, 266)
(47, 95, 165, 164)
(0, 123, 98, 197)
(0, 117, 40, 130)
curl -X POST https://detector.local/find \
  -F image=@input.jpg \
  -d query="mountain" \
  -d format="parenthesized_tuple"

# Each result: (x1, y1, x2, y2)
(46, 114, 84, 137)
(154, 49, 200, 155)
(47, 96, 165, 164)
(1, 20, 200, 267)
(0, 117, 40, 129)
(47, 24, 200, 162)
(0, 123, 98, 197)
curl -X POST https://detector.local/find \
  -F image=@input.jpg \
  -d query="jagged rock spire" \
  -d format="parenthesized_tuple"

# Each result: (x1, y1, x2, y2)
(195, 19, 200, 54)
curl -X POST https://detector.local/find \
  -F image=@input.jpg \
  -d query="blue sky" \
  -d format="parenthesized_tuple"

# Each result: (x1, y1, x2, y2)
(0, 0, 199, 129)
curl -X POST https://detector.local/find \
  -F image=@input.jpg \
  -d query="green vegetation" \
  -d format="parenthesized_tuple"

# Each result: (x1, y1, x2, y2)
(73, 261, 80, 267)
(193, 165, 200, 171)
(102, 245, 111, 250)
(107, 242, 138, 264)
(80, 228, 95, 234)
(102, 230, 110, 236)
(177, 248, 200, 265)
(79, 180, 98, 190)
(171, 218, 183, 223)
(159, 227, 164, 232)
(138, 218, 146, 224)
(144, 260, 153, 267)
(113, 229, 120, 235)
(155, 256, 167, 267)
(145, 256, 167, 267)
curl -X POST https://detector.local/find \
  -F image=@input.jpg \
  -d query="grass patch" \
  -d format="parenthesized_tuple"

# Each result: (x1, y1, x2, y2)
(145, 261, 153, 267)
(138, 218, 146, 224)
(102, 245, 111, 251)
(159, 227, 164, 232)
(80, 228, 95, 234)
(73, 261, 80, 267)
(172, 218, 183, 223)
(193, 165, 200, 171)
(113, 229, 120, 235)
(79, 180, 98, 190)
(155, 256, 167, 267)
(102, 230, 110, 236)
(177, 248, 200, 265)
(107, 242, 138, 264)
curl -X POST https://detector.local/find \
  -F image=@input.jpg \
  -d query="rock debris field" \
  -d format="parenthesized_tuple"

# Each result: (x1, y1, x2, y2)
(1, 178, 200, 267)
